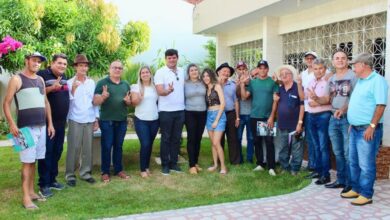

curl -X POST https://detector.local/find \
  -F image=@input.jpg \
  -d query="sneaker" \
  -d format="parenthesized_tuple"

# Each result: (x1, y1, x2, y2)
(66, 179, 76, 187)
(268, 169, 276, 176)
(50, 182, 65, 190)
(170, 165, 183, 173)
(253, 165, 264, 171)
(83, 177, 96, 184)
(39, 187, 53, 198)
(161, 166, 170, 175)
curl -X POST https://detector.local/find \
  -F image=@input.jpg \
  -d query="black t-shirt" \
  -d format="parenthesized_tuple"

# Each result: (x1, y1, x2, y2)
(37, 68, 70, 123)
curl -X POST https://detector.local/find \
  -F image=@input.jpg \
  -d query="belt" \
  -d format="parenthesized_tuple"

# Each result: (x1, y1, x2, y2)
(352, 123, 382, 129)
(310, 111, 331, 116)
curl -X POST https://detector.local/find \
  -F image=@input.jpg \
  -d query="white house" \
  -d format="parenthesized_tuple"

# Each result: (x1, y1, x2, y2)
(188, 0, 390, 178)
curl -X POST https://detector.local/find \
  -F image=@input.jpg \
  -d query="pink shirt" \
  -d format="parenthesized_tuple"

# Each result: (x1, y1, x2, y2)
(306, 76, 332, 113)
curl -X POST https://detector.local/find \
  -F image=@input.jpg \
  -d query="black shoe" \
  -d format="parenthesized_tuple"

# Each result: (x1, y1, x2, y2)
(161, 166, 170, 175)
(83, 177, 96, 184)
(170, 165, 183, 173)
(315, 176, 331, 185)
(39, 186, 53, 198)
(325, 181, 345, 189)
(341, 186, 352, 194)
(49, 182, 65, 191)
(66, 179, 76, 187)
(305, 172, 320, 179)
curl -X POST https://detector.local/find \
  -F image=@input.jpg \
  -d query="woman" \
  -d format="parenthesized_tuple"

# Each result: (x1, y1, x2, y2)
(184, 64, 207, 174)
(131, 66, 159, 178)
(201, 68, 227, 174)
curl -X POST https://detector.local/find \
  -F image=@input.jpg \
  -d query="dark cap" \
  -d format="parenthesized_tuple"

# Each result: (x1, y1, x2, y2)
(216, 62, 235, 76)
(25, 52, 47, 62)
(257, 60, 269, 68)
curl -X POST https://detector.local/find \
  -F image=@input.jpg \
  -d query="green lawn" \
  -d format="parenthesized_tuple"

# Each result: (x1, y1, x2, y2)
(0, 139, 310, 219)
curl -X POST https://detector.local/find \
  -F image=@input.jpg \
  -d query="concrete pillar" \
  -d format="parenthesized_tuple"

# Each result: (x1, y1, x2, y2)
(216, 34, 232, 66)
(383, 0, 390, 147)
(262, 16, 283, 74)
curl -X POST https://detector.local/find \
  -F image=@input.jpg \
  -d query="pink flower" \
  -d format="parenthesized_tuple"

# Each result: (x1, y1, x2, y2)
(0, 36, 23, 56)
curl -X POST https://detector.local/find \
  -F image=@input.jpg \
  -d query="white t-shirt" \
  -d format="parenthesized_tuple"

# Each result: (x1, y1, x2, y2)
(301, 68, 315, 112)
(131, 84, 158, 121)
(154, 66, 185, 112)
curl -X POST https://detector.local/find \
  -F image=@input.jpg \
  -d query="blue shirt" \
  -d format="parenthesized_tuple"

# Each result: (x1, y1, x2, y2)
(277, 82, 303, 130)
(348, 71, 388, 126)
(222, 80, 237, 111)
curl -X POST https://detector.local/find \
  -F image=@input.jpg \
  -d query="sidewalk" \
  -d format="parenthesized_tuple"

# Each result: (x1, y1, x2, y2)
(105, 178, 390, 220)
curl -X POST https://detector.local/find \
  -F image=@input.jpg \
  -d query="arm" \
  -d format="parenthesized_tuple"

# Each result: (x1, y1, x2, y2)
(234, 99, 240, 127)
(364, 105, 386, 141)
(45, 76, 63, 94)
(93, 85, 109, 106)
(2, 76, 21, 136)
(239, 81, 251, 100)
(267, 95, 278, 128)
(155, 84, 173, 96)
(45, 95, 55, 139)
(130, 91, 142, 106)
(296, 104, 304, 133)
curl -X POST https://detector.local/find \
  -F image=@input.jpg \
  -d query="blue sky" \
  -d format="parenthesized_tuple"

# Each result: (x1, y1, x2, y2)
(108, 0, 212, 65)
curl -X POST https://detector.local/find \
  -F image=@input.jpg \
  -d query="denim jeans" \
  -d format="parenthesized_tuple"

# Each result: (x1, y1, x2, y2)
(328, 115, 350, 185)
(185, 111, 206, 167)
(304, 112, 316, 170)
(237, 114, 254, 163)
(159, 111, 185, 168)
(99, 120, 127, 175)
(134, 117, 159, 172)
(277, 129, 304, 172)
(309, 111, 331, 178)
(38, 121, 66, 187)
(349, 124, 383, 199)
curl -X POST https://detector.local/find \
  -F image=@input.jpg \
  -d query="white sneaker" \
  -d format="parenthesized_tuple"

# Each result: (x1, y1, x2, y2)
(269, 169, 276, 176)
(253, 165, 264, 171)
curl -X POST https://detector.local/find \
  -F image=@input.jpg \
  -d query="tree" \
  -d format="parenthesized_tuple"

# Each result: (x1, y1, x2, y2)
(203, 39, 216, 70)
(0, 0, 150, 76)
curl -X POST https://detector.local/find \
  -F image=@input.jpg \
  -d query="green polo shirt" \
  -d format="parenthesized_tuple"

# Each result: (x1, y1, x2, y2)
(94, 76, 130, 121)
(247, 77, 279, 119)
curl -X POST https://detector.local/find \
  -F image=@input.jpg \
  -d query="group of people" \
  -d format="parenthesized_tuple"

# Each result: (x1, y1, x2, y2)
(2, 48, 387, 210)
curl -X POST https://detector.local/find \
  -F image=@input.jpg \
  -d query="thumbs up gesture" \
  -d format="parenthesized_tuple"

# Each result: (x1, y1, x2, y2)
(123, 91, 131, 105)
(102, 85, 110, 99)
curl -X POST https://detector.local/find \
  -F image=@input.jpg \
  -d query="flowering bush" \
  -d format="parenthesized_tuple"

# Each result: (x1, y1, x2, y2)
(0, 36, 23, 58)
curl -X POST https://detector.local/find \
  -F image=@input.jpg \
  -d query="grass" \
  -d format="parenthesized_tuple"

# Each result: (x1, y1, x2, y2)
(0, 138, 310, 219)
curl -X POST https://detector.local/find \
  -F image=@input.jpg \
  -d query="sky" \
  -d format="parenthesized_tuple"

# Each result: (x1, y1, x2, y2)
(107, 0, 212, 65)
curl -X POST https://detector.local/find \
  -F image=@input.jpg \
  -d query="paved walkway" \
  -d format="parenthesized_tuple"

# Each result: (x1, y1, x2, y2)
(106, 179, 390, 220)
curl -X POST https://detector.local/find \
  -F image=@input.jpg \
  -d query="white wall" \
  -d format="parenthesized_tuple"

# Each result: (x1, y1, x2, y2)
(383, 0, 390, 147)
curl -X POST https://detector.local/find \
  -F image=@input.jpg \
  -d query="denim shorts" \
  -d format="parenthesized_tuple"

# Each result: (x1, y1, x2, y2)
(206, 110, 226, 131)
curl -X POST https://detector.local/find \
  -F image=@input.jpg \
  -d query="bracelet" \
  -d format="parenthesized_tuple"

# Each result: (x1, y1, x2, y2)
(236, 118, 240, 120)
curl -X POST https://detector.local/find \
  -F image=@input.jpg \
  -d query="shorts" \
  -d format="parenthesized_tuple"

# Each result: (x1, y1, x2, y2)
(19, 126, 46, 163)
(206, 110, 226, 132)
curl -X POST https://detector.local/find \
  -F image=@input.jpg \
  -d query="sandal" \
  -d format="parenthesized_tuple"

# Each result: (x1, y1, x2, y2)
(23, 203, 39, 210)
(101, 174, 110, 183)
(31, 194, 46, 202)
(207, 166, 218, 172)
(220, 169, 227, 175)
(117, 171, 130, 179)
(195, 164, 203, 172)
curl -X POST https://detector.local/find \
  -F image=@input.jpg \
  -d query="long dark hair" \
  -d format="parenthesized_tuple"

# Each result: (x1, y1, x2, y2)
(201, 68, 218, 85)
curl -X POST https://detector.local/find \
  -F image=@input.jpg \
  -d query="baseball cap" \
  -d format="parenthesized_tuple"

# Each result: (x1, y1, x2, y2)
(257, 60, 269, 68)
(236, 61, 247, 69)
(25, 52, 47, 62)
(304, 51, 318, 58)
(349, 52, 373, 67)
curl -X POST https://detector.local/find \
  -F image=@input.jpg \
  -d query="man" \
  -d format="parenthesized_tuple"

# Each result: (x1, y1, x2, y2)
(274, 65, 305, 176)
(154, 49, 185, 175)
(300, 51, 317, 171)
(217, 62, 241, 165)
(3, 52, 55, 209)
(93, 60, 132, 183)
(341, 53, 388, 206)
(318, 51, 357, 193)
(240, 60, 278, 176)
(37, 53, 69, 197)
(65, 54, 99, 187)
(305, 58, 332, 185)
(235, 61, 254, 163)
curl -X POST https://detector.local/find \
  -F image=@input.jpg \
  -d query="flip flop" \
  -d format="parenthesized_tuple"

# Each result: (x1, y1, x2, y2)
(31, 195, 46, 202)
(23, 203, 39, 210)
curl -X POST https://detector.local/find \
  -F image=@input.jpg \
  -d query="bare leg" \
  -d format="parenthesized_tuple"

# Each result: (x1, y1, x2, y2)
(211, 131, 226, 172)
(208, 131, 219, 170)
(22, 163, 35, 206)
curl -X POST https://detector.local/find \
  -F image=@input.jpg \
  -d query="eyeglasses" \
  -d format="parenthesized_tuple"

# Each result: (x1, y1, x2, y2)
(111, 66, 123, 70)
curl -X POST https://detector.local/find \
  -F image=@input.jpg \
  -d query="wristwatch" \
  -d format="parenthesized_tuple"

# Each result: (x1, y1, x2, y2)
(370, 123, 376, 128)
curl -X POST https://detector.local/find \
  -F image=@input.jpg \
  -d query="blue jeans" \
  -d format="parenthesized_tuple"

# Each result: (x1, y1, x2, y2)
(277, 129, 304, 172)
(237, 114, 254, 163)
(38, 121, 66, 187)
(99, 120, 127, 175)
(304, 112, 316, 169)
(134, 117, 159, 172)
(349, 124, 383, 199)
(328, 115, 350, 185)
(309, 111, 331, 178)
(159, 111, 185, 168)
